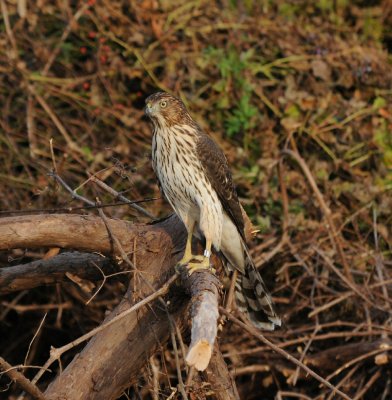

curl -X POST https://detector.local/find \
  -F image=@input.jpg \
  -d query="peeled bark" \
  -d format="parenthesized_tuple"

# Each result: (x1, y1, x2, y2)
(184, 270, 221, 371)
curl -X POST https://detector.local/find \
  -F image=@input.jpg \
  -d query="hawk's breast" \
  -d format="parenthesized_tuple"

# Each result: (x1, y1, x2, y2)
(152, 125, 223, 248)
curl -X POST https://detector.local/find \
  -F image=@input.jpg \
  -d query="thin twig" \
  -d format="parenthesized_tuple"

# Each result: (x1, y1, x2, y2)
(0, 0, 19, 57)
(325, 344, 392, 381)
(219, 307, 353, 400)
(31, 273, 178, 385)
(149, 356, 160, 400)
(41, 3, 90, 76)
(170, 327, 188, 400)
(49, 172, 95, 206)
(282, 149, 351, 280)
(0, 198, 158, 216)
(29, 85, 83, 157)
(89, 174, 156, 219)
(373, 207, 390, 307)
(24, 313, 47, 367)
(49, 139, 57, 175)
(313, 246, 385, 311)
(326, 365, 360, 400)
(0, 357, 46, 400)
(352, 369, 381, 400)
(96, 204, 137, 271)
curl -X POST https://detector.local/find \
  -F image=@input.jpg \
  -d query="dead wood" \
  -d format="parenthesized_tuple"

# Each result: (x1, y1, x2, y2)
(0, 252, 117, 294)
(0, 213, 241, 399)
(182, 270, 221, 371)
(0, 357, 45, 400)
(43, 285, 186, 400)
(203, 344, 240, 400)
(1, 214, 185, 399)
(305, 338, 392, 372)
(0, 214, 139, 254)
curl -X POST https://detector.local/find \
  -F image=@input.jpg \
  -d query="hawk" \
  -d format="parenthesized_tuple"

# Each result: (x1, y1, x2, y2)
(145, 92, 281, 330)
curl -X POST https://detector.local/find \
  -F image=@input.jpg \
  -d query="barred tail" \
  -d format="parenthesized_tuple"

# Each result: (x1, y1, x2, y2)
(234, 244, 281, 331)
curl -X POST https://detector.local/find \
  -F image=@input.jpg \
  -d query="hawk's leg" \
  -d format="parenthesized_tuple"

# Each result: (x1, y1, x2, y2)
(186, 239, 214, 275)
(175, 213, 214, 274)
(177, 221, 196, 266)
(176, 218, 207, 272)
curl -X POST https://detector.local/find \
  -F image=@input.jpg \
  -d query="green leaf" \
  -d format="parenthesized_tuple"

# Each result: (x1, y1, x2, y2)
(373, 96, 386, 110)
(81, 146, 94, 161)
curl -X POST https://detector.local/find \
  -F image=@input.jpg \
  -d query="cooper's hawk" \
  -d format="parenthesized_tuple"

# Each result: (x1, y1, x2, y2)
(145, 92, 281, 330)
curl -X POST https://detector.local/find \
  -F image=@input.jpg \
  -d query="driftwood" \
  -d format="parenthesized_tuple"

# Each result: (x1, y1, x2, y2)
(0, 213, 235, 399)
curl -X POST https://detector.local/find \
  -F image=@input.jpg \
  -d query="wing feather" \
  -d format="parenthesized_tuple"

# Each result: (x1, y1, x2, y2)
(196, 133, 245, 240)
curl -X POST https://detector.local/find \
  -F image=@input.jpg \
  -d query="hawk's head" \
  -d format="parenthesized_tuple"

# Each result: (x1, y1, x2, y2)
(145, 92, 192, 127)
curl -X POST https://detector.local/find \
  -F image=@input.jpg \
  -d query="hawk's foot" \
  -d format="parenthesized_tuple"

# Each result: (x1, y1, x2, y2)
(175, 254, 214, 275)
(188, 255, 204, 262)
(186, 258, 215, 275)
(175, 251, 196, 273)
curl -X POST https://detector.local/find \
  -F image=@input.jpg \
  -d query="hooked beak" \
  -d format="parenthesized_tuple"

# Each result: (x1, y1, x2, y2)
(144, 101, 154, 117)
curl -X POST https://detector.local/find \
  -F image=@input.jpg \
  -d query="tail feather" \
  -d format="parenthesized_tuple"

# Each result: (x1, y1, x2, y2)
(234, 242, 281, 330)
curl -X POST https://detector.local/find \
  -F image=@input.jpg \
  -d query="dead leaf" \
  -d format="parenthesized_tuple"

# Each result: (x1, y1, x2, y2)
(311, 59, 331, 81)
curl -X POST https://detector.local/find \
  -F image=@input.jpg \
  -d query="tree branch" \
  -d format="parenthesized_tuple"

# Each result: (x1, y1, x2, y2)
(204, 344, 240, 400)
(0, 357, 45, 400)
(0, 252, 117, 294)
(0, 214, 135, 254)
(182, 270, 221, 371)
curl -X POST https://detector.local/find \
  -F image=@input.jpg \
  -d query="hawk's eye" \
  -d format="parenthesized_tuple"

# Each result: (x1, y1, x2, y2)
(160, 101, 167, 108)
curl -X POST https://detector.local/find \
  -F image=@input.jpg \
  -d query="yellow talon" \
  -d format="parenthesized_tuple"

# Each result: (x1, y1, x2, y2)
(189, 255, 204, 262)
(186, 257, 215, 275)
(176, 229, 214, 275)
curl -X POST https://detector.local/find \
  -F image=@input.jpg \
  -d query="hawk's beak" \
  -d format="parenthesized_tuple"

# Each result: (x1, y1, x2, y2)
(144, 102, 153, 116)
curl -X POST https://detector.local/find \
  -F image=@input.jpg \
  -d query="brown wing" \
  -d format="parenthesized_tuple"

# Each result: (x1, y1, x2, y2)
(196, 133, 245, 240)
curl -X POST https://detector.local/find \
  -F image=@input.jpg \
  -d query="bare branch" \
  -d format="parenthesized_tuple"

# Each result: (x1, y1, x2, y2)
(32, 274, 179, 387)
(203, 344, 240, 400)
(0, 214, 138, 254)
(220, 307, 353, 400)
(88, 174, 156, 220)
(0, 357, 46, 400)
(183, 270, 221, 371)
(0, 252, 117, 294)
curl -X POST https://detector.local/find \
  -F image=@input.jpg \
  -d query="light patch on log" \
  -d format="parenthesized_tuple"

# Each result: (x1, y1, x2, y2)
(185, 279, 219, 371)
(186, 340, 212, 371)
